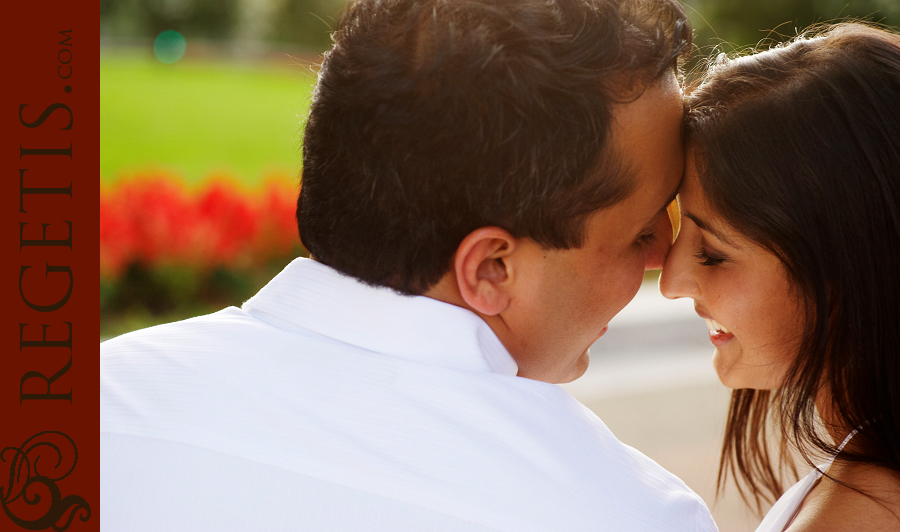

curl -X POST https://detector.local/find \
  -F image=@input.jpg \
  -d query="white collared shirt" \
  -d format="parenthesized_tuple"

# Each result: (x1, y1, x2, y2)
(101, 258, 717, 531)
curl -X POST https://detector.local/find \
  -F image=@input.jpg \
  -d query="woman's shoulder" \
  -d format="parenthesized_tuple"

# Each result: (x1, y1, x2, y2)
(786, 463, 900, 531)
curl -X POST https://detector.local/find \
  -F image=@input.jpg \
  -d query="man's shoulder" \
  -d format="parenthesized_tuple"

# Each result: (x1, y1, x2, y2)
(100, 305, 290, 436)
(99, 303, 310, 372)
(101, 306, 250, 351)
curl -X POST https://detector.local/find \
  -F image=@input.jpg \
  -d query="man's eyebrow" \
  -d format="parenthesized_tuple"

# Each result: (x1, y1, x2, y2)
(643, 188, 679, 222)
(643, 189, 679, 229)
(682, 211, 739, 247)
(660, 189, 679, 215)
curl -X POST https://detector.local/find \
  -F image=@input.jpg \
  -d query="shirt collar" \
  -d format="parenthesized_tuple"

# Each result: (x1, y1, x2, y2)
(242, 258, 518, 376)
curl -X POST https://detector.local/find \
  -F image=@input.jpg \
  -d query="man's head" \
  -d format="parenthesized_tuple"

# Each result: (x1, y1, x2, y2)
(298, 0, 690, 382)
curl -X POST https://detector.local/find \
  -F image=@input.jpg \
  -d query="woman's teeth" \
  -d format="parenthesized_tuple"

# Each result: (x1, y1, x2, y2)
(705, 319, 730, 334)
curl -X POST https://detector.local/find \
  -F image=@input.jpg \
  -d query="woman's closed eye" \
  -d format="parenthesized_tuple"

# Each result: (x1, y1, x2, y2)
(695, 247, 726, 266)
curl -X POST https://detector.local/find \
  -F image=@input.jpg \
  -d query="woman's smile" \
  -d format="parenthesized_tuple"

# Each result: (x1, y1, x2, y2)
(704, 318, 733, 346)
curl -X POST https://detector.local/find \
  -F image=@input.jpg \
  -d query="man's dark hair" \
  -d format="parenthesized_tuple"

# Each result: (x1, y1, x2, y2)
(298, 0, 691, 294)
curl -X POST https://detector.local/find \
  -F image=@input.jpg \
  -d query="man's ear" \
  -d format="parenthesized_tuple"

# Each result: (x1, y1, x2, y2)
(454, 227, 516, 316)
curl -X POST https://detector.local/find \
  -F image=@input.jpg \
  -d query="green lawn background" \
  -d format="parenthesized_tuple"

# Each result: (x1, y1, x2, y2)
(101, 50, 318, 187)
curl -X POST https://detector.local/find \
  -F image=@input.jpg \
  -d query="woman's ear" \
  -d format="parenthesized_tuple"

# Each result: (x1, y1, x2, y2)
(454, 227, 516, 316)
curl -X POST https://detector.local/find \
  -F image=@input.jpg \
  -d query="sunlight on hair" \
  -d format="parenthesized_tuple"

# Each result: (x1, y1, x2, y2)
(667, 199, 681, 239)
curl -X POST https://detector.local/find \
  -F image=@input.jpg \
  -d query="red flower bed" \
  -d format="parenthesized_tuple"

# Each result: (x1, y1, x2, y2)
(101, 173, 304, 279)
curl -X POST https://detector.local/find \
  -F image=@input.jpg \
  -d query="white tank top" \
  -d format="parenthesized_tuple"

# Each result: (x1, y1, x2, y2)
(753, 429, 858, 532)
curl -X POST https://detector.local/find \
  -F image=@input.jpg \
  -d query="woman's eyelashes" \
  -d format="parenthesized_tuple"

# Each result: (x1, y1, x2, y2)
(694, 247, 726, 266)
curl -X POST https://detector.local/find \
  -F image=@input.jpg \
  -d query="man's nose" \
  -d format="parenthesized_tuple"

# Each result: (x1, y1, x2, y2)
(644, 215, 673, 271)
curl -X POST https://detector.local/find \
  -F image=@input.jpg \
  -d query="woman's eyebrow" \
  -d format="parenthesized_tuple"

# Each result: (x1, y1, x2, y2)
(683, 211, 740, 248)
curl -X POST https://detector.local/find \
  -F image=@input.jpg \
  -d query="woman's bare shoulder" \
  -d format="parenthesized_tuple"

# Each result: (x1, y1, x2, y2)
(787, 464, 900, 532)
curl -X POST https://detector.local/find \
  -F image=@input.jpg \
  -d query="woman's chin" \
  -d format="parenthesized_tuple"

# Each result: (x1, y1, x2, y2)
(713, 353, 782, 390)
(712, 349, 752, 389)
(713, 356, 738, 389)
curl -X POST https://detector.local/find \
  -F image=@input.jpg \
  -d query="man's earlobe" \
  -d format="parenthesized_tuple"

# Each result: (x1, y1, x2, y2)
(454, 227, 515, 316)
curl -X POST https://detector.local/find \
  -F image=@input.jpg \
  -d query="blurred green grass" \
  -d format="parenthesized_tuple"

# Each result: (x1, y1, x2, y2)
(101, 50, 318, 186)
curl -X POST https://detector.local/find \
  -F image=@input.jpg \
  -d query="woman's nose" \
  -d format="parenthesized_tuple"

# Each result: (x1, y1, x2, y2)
(658, 233, 698, 300)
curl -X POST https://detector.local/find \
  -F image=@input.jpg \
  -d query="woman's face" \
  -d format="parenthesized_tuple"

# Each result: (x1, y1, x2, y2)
(659, 152, 807, 390)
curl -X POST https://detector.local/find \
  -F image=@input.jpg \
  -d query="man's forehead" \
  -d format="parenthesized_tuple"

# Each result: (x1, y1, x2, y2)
(602, 72, 684, 221)
(646, 172, 682, 224)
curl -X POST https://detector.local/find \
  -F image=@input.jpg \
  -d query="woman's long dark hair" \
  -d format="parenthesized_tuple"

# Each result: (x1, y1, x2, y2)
(685, 23, 900, 514)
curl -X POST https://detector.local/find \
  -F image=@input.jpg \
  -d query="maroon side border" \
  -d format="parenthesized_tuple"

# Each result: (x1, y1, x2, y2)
(3, 2, 99, 531)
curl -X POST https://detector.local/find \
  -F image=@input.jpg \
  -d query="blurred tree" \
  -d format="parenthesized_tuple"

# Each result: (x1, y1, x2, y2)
(268, 0, 345, 49)
(100, 0, 346, 50)
(102, 0, 240, 41)
(684, 0, 900, 58)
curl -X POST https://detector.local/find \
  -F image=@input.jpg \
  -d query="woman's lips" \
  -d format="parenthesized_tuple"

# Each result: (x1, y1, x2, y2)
(595, 326, 609, 340)
(695, 306, 734, 347)
(705, 318, 733, 347)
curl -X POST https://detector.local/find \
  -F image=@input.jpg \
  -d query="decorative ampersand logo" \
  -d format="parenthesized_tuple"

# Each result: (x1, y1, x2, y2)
(0, 431, 91, 531)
